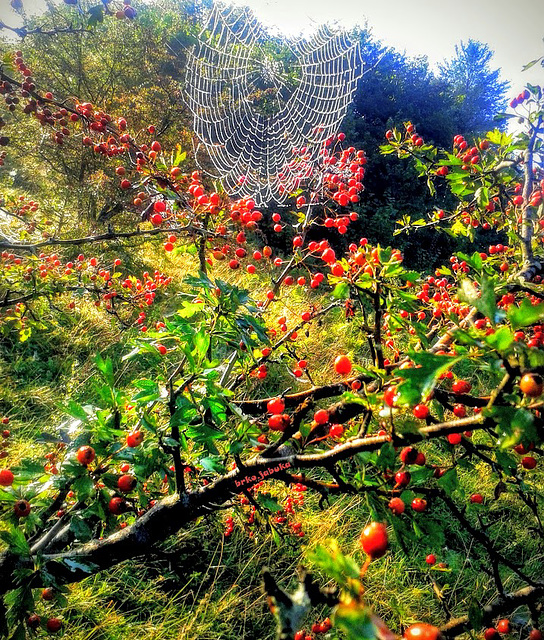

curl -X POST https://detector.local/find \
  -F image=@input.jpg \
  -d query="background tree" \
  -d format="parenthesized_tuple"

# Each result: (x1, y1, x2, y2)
(439, 39, 510, 136)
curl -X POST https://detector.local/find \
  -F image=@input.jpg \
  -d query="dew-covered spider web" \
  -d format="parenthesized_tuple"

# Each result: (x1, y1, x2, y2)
(185, 3, 363, 205)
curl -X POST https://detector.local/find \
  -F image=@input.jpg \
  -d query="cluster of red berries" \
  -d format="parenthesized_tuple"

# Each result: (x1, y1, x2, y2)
(294, 617, 332, 640)
(510, 88, 531, 109)
(385, 122, 423, 147)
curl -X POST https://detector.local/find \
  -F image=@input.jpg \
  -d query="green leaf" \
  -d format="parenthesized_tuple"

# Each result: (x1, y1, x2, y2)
(468, 601, 484, 629)
(332, 282, 350, 299)
(437, 468, 459, 496)
(299, 421, 311, 438)
(508, 298, 544, 331)
(0, 526, 30, 556)
(487, 406, 536, 449)
(199, 456, 225, 473)
(95, 352, 114, 388)
(459, 275, 496, 323)
(204, 396, 227, 425)
(395, 352, 461, 406)
(0, 488, 17, 502)
(484, 326, 513, 352)
(475, 186, 489, 208)
(173, 145, 187, 166)
(334, 605, 376, 640)
(495, 449, 518, 475)
(409, 467, 434, 486)
(308, 541, 360, 586)
(256, 493, 282, 512)
(376, 442, 396, 469)
(193, 327, 210, 360)
(133, 379, 160, 403)
(87, 4, 104, 27)
(73, 475, 95, 501)
(70, 516, 93, 542)
(64, 400, 89, 423)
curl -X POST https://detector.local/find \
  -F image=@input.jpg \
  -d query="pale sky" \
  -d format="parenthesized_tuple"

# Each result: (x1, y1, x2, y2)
(1, 0, 543, 95)
(232, 0, 544, 94)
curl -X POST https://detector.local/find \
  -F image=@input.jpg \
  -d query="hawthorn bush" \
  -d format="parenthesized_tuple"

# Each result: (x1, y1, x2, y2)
(1, 4, 544, 640)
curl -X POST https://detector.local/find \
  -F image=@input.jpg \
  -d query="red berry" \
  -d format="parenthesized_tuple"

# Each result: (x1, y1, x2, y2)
(27, 614, 41, 629)
(46, 618, 63, 633)
(41, 587, 55, 601)
(497, 620, 511, 634)
(0, 469, 14, 486)
(452, 380, 471, 394)
(267, 397, 285, 415)
(126, 431, 143, 447)
(447, 433, 462, 445)
(426, 554, 436, 565)
(470, 493, 483, 504)
(117, 474, 137, 492)
(334, 354, 352, 375)
(522, 456, 537, 470)
(484, 629, 499, 640)
(14, 499, 31, 518)
(453, 404, 467, 418)
(520, 373, 543, 398)
(413, 404, 429, 419)
(360, 521, 388, 559)
(403, 624, 443, 640)
(268, 414, 290, 432)
(108, 497, 127, 515)
(384, 386, 398, 407)
(329, 424, 344, 438)
(395, 471, 411, 487)
(77, 445, 96, 465)
(388, 497, 405, 515)
(314, 409, 329, 425)
(411, 498, 427, 512)
(400, 447, 419, 465)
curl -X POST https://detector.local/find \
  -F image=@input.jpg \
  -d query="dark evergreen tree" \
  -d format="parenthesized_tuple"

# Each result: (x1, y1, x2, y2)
(438, 39, 510, 135)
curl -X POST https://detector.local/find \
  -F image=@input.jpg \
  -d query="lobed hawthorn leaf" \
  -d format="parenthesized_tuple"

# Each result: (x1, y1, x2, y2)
(256, 493, 282, 513)
(437, 468, 459, 497)
(332, 281, 350, 299)
(308, 541, 360, 585)
(459, 275, 497, 324)
(508, 298, 544, 330)
(486, 406, 536, 449)
(70, 516, 93, 542)
(0, 527, 30, 556)
(484, 326, 513, 352)
(95, 352, 114, 388)
(395, 352, 461, 406)
(334, 605, 376, 640)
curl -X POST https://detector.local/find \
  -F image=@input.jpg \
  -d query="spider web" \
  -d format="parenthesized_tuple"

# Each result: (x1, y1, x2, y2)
(185, 3, 363, 205)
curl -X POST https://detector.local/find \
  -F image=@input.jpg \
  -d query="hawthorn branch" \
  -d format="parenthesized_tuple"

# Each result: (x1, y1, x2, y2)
(439, 491, 538, 587)
(0, 413, 492, 596)
(519, 114, 543, 280)
(0, 224, 218, 252)
(0, 21, 91, 38)
(441, 585, 544, 638)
